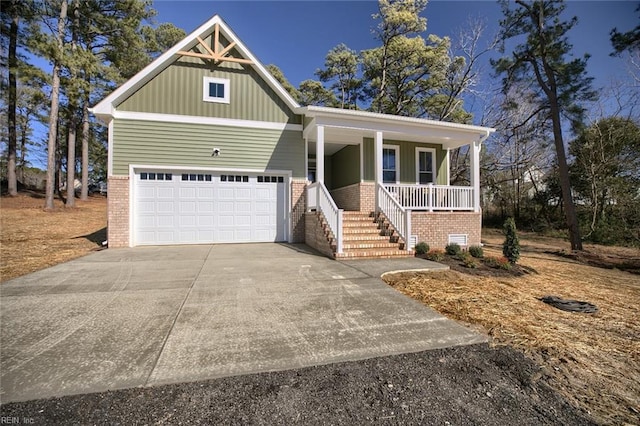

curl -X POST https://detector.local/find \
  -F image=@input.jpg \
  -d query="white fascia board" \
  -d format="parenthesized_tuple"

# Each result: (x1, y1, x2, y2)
(299, 105, 496, 137)
(92, 15, 300, 118)
(130, 164, 292, 176)
(113, 111, 302, 132)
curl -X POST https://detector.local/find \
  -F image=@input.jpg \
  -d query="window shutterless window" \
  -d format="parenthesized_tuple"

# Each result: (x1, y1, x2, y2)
(382, 146, 399, 184)
(203, 77, 230, 103)
(416, 148, 436, 184)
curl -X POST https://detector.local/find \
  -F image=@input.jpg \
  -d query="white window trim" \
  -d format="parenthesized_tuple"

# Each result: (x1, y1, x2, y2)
(416, 147, 437, 185)
(203, 77, 230, 104)
(382, 144, 399, 184)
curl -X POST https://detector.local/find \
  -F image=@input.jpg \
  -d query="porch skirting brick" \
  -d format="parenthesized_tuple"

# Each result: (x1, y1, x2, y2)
(330, 182, 376, 213)
(291, 180, 307, 243)
(410, 211, 481, 249)
(107, 176, 130, 248)
(305, 212, 334, 258)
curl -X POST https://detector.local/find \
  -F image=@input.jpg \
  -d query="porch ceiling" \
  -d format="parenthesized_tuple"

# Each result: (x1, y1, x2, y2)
(300, 106, 495, 149)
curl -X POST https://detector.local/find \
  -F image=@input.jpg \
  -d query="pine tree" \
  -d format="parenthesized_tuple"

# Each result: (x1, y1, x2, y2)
(492, 0, 597, 251)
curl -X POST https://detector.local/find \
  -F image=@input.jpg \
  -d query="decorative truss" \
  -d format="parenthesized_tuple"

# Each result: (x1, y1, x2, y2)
(177, 23, 253, 65)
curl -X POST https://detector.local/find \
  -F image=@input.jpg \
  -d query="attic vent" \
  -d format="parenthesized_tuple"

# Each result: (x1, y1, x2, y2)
(448, 234, 468, 246)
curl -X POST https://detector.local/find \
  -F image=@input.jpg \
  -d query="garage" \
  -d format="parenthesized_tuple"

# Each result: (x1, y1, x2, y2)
(133, 169, 288, 245)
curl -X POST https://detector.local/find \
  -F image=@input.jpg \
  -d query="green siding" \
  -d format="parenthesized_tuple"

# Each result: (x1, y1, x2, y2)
(117, 33, 300, 124)
(361, 138, 447, 185)
(112, 119, 305, 177)
(330, 145, 360, 189)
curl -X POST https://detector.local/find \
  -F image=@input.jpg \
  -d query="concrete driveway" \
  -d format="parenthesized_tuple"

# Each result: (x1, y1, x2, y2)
(0, 244, 486, 403)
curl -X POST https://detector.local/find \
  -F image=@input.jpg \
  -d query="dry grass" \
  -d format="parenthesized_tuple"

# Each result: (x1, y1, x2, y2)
(385, 231, 640, 425)
(0, 192, 107, 282)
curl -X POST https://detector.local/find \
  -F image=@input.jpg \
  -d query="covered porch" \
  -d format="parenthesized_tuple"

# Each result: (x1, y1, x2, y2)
(300, 106, 494, 255)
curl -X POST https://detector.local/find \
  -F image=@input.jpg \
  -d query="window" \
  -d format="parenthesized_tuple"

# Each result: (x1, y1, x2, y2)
(258, 175, 285, 183)
(220, 174, 249, 183)
(416, 148, 436, 184)
(181, 173, 212, 181)
(203, 77, 230, 103)
(382, 146, 399, 184)
(140, 172, 172, 181)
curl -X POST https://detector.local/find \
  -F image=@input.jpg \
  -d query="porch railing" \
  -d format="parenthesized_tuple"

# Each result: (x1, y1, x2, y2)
(377, 183, 411, 251)
(307, 181, 343, 253)
(384, 184, 474, 211)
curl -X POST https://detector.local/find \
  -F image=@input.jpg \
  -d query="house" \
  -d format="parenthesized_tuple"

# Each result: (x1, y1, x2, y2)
(91, 15, 495, 259)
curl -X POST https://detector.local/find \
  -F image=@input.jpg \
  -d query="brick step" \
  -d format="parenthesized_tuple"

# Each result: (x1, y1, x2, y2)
(342, 227, 386, 235)
(341, 211, 372, 216)
(342, 221, 380, 228)
(342, 233, 391, 241)
(335, 248, 414, 259)
(341, 241, 401, 250)
(341, 215, 376, 222)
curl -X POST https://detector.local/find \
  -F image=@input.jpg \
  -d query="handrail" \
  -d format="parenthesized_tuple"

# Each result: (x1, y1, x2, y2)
(384, 184, 474, 211)
(307, 181, 343, 253)
(376, 183, 411, 251)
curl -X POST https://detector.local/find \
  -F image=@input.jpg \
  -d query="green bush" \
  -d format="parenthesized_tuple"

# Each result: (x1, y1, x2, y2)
(426, 249, 445, 261)
(414, 242, 430, 255)
(484, 255, 512, 270)
(445, 242, 461, 256)
(502, 217, 520, 264)
(469, 245, 484, 258)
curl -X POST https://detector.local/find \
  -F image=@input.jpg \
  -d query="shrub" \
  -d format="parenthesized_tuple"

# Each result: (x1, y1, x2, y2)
(445, 242, 461, 256)
(414, 242, 430, 255)
(502, 217, 520, 264)
(426, 249, 445, 261)
(469, 245, 484, 258)
(484, 256, 512, 270)
(463, 257, 478, 268)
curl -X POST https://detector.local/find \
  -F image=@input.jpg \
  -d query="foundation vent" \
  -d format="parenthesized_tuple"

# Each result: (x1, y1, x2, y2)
(448, 233, 468, 246)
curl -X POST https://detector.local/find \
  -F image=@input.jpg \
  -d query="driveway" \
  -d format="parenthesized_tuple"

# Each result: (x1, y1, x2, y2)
(0, 244, 486, 403)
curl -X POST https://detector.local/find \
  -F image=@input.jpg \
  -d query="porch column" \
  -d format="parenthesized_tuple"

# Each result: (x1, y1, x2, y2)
(470, 139, 481, 212)
(316, 125, 325, 183)
(374, 131, 383, 183)
(444, 148, 451, 186)
(374, 131, 383, 211)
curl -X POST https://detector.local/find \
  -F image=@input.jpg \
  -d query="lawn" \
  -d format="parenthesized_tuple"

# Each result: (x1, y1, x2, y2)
(1, 194, 638, 423)
(0, 193, 107, 282)
(384, 229, 640, 425)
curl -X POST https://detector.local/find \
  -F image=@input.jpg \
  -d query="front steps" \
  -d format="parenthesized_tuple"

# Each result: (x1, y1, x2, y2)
(332, 211, 413, 259)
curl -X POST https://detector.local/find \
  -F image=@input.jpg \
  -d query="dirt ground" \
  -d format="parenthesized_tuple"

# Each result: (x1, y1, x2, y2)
(0, 193, 107, 282)
(385, 230, 640, 425)
(0, 344, 595, 425)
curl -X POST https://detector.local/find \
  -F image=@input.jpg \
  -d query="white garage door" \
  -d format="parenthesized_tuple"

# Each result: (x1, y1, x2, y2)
(134, 170, 287, 245)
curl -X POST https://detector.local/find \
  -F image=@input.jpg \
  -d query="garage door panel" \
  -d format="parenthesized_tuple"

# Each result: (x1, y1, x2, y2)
(134, 170, 287, 245)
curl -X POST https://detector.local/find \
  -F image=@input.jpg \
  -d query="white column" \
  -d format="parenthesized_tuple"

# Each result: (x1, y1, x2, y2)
(444, 148, 451, 186)
(374, 131, 383, 213)
(470, 140, 481, 212)
(316, 125, 325, 183)
(374, 131, 383, 184)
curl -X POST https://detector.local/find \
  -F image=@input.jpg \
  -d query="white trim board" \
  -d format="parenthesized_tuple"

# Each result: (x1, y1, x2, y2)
(113, 111, 303, 132)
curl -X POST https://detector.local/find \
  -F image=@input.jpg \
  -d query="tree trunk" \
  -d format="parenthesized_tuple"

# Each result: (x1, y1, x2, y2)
(65, 117, 76, 207)
(44, 0, 68, 210)
(80, 96, 90, 200)
(7, 9, 19, 196)
(549, 101, 583, 250)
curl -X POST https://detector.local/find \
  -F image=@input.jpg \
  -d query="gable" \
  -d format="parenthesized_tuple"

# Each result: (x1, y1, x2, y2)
(91, 15, 300, 123)
(116, 37, 300, 124)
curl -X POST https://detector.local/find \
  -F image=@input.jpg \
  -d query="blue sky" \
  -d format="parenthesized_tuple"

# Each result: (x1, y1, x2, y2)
(153, 0, 639, 106)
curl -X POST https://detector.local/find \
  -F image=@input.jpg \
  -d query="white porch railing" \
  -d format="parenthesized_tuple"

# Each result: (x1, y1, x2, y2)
(384, 184, 475, 211)
(307, 182, 343, 253)
(377, 183, 411, 251)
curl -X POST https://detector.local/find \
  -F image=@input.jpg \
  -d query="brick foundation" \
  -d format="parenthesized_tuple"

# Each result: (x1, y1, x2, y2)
(359, 182, 375, 213)
(107, 176, 130, 248)
(304, 212, 334, 258)
(291, 180, 306, 243)
(410, 211, 482, 249)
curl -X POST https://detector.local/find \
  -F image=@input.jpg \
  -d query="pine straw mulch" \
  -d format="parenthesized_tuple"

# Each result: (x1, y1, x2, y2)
(1, 192, 107, 282)
(384, 236, 640, 425)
